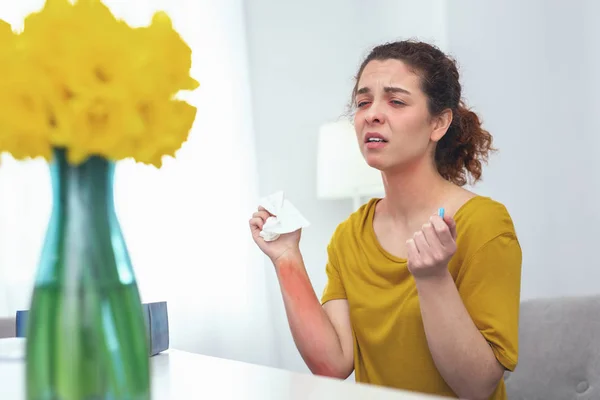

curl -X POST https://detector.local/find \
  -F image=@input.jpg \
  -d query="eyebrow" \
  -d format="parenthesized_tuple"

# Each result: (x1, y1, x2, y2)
(356, 86, 412, 96)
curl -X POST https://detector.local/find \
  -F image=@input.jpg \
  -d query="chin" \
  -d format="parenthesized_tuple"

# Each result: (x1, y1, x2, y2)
(363, 155, 388, 171)
(364, 154, 415, 174)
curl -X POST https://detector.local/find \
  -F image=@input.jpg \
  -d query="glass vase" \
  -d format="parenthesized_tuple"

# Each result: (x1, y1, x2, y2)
(25, 148, 150, 400)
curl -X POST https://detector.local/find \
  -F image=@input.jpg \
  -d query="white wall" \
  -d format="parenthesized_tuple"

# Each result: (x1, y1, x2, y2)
(244, 0, 448, 373)
(447, 0, 600, 300)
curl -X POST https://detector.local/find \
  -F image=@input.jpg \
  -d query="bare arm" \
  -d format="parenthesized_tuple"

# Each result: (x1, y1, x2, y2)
(415, 271, 504, 400)
(274, 251, 354, 379)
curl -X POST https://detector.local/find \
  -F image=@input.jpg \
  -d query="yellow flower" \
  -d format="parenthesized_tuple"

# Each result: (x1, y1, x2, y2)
(0, 20, 57, 161)
(65, 87, 145, 164)
(131, 99, 197, 167)
(132, 12, 199, 97)
(0, 0, 199, 166)
(0, 64, 57, 161)
(0, 19, 12, 41)
(21, 0, 135, 96)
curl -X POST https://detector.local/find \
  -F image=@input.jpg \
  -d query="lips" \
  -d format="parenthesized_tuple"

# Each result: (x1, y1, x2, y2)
(363, 132, 388, 150)
(364, 132, 388, 143)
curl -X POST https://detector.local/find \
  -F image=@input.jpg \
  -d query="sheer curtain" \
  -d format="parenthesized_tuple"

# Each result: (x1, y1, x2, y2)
(0, 0, 276, 367)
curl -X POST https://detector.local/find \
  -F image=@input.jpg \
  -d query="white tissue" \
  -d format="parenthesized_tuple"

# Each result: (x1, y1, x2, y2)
(258, 191, 310, 242)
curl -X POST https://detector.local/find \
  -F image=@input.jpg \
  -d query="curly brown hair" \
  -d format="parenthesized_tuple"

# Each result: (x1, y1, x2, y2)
(351, 40, 495, 186)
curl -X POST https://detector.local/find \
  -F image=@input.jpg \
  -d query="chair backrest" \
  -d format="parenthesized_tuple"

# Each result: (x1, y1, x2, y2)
(505, 295, 600, 399)
(0, 317, 16, 339)
(15, 310, 28, 338)
(13, 301, 169, 356)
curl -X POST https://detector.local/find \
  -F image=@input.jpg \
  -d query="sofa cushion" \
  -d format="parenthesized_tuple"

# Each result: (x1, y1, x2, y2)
(505, 295, 600, 399)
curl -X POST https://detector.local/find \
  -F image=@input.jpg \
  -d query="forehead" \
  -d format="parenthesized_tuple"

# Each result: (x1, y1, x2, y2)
(357, 59, 422, 93)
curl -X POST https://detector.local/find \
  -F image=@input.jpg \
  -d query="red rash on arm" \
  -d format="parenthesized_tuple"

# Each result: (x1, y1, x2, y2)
(275, 256, 347, 378)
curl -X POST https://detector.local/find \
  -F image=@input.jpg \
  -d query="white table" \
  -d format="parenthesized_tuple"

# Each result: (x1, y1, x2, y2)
(0, 340, 444, 399)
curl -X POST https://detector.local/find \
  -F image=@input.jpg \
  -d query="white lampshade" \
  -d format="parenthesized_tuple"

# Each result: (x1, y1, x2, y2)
(316, 119, 383, 200)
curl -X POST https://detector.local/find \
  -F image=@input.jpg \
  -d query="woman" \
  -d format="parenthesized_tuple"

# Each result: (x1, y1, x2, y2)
(249, 40, 521, 400)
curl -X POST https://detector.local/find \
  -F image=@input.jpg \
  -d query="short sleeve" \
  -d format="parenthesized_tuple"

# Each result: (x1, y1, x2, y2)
(456, 232, 522, 371)
(320, 243, 347, 304)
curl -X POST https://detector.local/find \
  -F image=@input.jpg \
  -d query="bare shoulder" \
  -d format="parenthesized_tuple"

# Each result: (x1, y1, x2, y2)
(444, 186, 478, 218)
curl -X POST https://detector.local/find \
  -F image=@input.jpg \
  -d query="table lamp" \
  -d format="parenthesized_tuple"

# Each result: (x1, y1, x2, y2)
(316, 119, 384, 210)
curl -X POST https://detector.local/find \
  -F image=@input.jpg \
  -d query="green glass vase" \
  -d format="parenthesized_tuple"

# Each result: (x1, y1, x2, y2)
(25, 148, 150, 400)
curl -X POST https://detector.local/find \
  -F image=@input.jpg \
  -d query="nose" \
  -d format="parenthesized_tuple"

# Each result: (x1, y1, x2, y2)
(364, 100, 385, 125)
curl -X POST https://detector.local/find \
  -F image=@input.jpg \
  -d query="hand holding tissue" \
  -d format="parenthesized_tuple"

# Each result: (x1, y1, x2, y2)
(259, 191, 310, 242)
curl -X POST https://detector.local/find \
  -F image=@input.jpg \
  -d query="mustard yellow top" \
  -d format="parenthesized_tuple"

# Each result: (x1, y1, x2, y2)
(321, 196, 522, 399)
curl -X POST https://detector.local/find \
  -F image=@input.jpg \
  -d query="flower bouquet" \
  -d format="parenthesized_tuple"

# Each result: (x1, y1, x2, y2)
(0, 0, 198, 398)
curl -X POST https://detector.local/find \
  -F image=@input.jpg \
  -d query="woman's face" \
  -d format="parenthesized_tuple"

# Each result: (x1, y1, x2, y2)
(353, 59, 448, 173)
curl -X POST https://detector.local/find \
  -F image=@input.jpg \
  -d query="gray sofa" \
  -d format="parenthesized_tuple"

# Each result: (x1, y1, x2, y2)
(0, 317, 15, 339)
(505, 295, 600, 399)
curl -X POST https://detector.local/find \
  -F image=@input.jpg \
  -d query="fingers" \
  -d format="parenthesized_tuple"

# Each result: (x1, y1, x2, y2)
(407, 211, 458, 275)
(249, 216, 265, 232)
(252, 210, 271, 221)
(406, 237, 420, 264)
(444, 215, 457, 239)
(409, 213, 457, 260)
(249, 207, 276, 238)
(421, 222, 441, 249)
(249, 209, 271, 232)
(428, 215, 454, 247)
(413, 230, 430, 254)
(258, 206, 275, 217)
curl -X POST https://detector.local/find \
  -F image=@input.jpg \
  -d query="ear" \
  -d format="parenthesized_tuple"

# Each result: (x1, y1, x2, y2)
(430, 109, 453, 142)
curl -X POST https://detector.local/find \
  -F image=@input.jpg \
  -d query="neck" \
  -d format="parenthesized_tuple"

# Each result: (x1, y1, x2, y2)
(379, 158, 450, 225)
